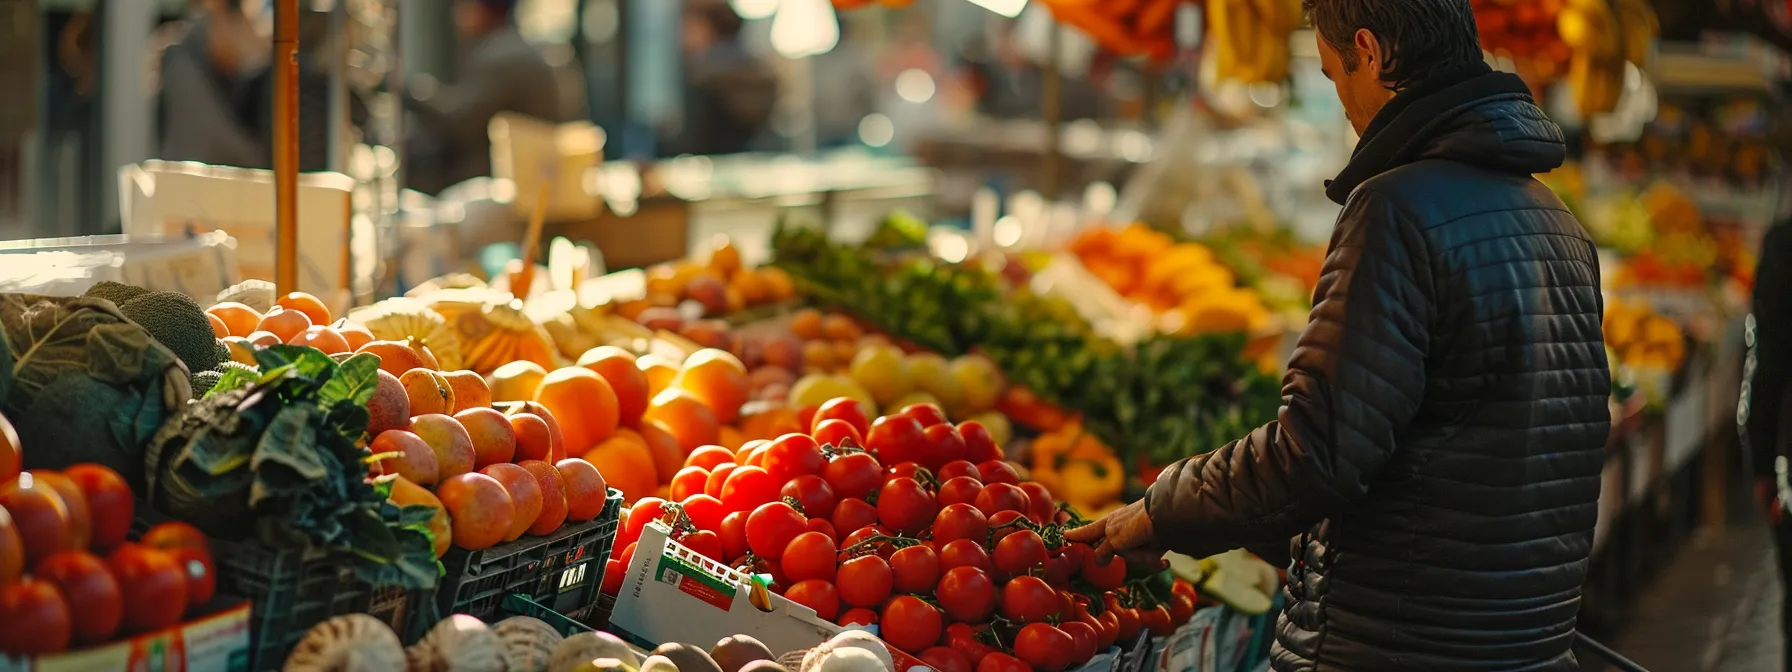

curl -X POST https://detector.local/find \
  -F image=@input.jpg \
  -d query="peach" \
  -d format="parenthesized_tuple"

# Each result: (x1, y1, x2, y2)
(555, 458, 610, 522)
(409, 337, 442, 370)
(518, 461, 568, 536)
(337, 322, 376, 351)
(411, 414, 476, 480)
(489, 361, 548, 403)
(505, 401, 568, 463)
(679, 320, 733, 351)
(246, 331, 283, 348)
(286, 326, 350, 354)
(442, 371, 491, 414)
(357, 340, 430, 376)
(455, 408, 516, 470)
(366, 370, 411, 437)
(388, 476, 452, 557)
(479, 463, 542, 542)
(635, 307, 684, 332)
(761, 334, 804, 372)
(256, 308, 312, 343)
(435, 473, 515, 551)
(400, 369, 456, 416)
(371, 430, 439, 487)
(509, 413, 555, 463)
(685, 274, 728, 315)
(749, 366, 796, 394)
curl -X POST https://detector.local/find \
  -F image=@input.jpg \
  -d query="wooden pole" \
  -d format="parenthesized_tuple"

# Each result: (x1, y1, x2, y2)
(274, 0, 300, 295)
(1041, 22, 1063, 201)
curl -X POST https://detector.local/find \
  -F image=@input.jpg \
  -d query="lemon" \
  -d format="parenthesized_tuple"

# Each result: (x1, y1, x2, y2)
(849, 344, 914, 405)
(789, 373, 876, 414)
(950, 355, 1004, 413)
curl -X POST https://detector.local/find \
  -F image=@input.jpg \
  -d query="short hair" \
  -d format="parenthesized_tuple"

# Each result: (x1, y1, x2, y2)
(686, 0, 744, 39)
(1303, 0, 1484, 91)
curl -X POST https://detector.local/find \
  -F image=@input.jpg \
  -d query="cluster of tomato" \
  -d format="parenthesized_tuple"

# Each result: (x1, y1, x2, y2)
(599, 398, 1198, 672)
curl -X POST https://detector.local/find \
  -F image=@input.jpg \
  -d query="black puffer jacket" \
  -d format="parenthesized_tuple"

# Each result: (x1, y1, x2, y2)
(1146, 70, 1610, 671)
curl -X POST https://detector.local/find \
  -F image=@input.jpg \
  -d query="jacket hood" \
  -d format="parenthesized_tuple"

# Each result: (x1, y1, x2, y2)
(1326, 70, 1566, 205)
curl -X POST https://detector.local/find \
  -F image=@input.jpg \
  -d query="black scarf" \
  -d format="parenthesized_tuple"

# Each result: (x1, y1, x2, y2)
(1325, 65, 1535, 205)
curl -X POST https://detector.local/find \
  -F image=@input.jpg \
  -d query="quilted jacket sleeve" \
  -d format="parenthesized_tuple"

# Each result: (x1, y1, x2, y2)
(1146, 188, 1434, 559)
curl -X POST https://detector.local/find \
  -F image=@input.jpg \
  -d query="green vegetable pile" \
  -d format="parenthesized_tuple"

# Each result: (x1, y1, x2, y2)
(771, 223, 1281, 467)
(144, 345, 439, 589)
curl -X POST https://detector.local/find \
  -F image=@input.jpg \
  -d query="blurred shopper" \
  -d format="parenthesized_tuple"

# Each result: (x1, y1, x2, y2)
(812, 16, 878, 148)
(1068, 1, 1610, 670)
(157, 0, 268, 168)
(406, 0, 561, 194)
(674, 0, 777, 156)
(1743, 222, 1792, 669)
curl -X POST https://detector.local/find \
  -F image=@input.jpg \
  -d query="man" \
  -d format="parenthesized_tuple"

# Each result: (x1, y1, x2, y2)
(158, 0, 267, 168)
(674, 0, 777, 156)
(407, 0, 560, 193)
(1068, 1, 1610, 670)
(1742, 222, 1792, 669)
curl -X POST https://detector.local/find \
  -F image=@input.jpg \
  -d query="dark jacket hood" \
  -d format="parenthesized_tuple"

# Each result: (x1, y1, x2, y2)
(1326, 69, 1566, 205)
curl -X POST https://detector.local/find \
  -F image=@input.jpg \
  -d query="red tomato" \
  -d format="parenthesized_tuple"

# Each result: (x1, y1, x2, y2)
(784, 579, 840, 621)
(1110, 605, 1141, 643)
(107, 544, 187, 633)
(1141, 605, 1174, 637)
(937, 476, 983, 508)
(616, 542, 637, 568)
(624, 497, 667, 542)
(813, 398, 871, 436)
(33, 551, 121, 645)
(1060, 621, 1098, 666)
(976, 652, 1032, 672)
(1170, 592, 1196, 626)
(602, 558, 625, 595)
(882, 595, 944, 654)
(831, 498, 879, 536)
(975, 461, 1020, 485)
(839, 607, 878, 626)
(866, 414, 927, 466)
(671, 466, 711, 502)
(986, 510, 1027, 546)
(886, 462, 926, 481)
(890, 544, 941, 594)
(975, 483, 1030, 517)
(797, 406, 821, 433)
(782, 532, 838, 582)
(931, 503, 989, 545)
(722, 466, 780, 514)
(720, 511, 751, 560)
(1093, 610, 1120, 649)
(936, 566, 997, 622)
(875, 477, 937, 535)
(139, 521, 209, 553)
(806, 518, 837, 540)
(936, 460, 981, 483)
(1013, 623, 1074, 672)
(838, 526, 894, 557)
(1081, 552, 1126, 591)
(939, 539, 996, 574)
(1018, 482, 1056, 522)
(920, 424, 964, 470)
(781, 475, 837, 520)
(901, 403, 949, 428)
(705, 463, 739, 499)
(1001, 576, 1059, 624)
(957, 422, 1003, 463)
(744, 445, 771, 468)
(764, 433, 825, 482)
(837, 555, 893, 607)
(681, 494, 727, 533)
(1173, 578, 1198, 599)
(168, 546, 216, 606)
(822, 451, 884, 501)
(681, 530, 725, 561)
(745, 502, 808, 560)
(64, 464, 134, 552)
(812, 419, 866, 451)
(0, 578, 71, 654)
(1044, 551, 1077, 587)
(921, 647, 973, 672)
(993, 529, 1048, 575)
(946, 624, 1002, 668)
(686, 445, 736, 471)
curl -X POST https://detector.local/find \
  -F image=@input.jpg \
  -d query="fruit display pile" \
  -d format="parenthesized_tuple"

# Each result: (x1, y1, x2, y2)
(601, 397, 1200, 672)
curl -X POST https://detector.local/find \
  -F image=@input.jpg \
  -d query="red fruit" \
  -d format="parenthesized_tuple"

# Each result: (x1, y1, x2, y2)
(865, 414, 927, 466)
(936, 460, 981, 483)
(745, 502, 808, 560)
(681, 530, 725, 561)
(887, 462, 926, 481)
(813, 398, 871, 436)
(763, 433, 825, 482)
(0, 578, 71, 655)
(994, 529, 1048, 575)
(721, 465, 780, 515)
(33, 551, 121, 645)
(1060, 621, 1099, 666)
(1141, 605, 1174, 637)
(169, 546, 217, 606)
(720, 511, 751, 561)
(958, 421, 1003, 463)
(616, 542, 638, 568)
(1171, 592, 1196, 626)
(1013, 623, 1074, 672)
(624, 497, 668, 544)
(781, 475, 837, 520)
(671, 466, 711, 502)
(975, 483, 1030, 517)
(0, 475, 71, 566)
(705, 463, 739, 499)
(1044, 551, 1078, 587)
(1081, 551, 1126, 591)
(140, 522, 210, 553)
(811, 419, 865, 451)
(682, 494, 727, 532)
(939, 539, 996, 574)
(890, 544, 941, 594)
(948, 623, 1003, 667)
(931, 503, 989, 545)
(806, 518, 836, 540)
(1019, 482, 1056, 522)
(1093, 610, 1120, 649)
(882, 595, 944, 654)
(1002, 576, 1059, 624)
(831, 498, 879, 536)
(875, 477, 937, 535)
(839, 607, 878, 626)
(921, 424, 965, 470)
(782, 532, 838, 582)
(978, 653, 1032, 672)
(822, 451, 884, 501)
(836, 555, 893, 607)
(107, 544, 188, 633)
(602, 558, 625, 595)
(686, 445, 736, 471)
(785, 579, 840, 621)
(988, 510, 1028, 546)
(975, 460, 1020, 485)
(901, 403, 949, 428)
(922, 647, 974, 672)
(937, 476, 983, 507)
(936, 566, 997, 622)
(839, 525, 895, 556)
(63, 464, 134, 552)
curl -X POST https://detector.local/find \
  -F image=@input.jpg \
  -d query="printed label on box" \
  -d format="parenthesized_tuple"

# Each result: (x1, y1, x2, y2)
(658, 556, 733, 612)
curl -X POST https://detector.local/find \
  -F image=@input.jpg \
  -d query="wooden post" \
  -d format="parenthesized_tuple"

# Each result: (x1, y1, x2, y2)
(274, 0, 300, 295)
(1041, 21, 1063, 201)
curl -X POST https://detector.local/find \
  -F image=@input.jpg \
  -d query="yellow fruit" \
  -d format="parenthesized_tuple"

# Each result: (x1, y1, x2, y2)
(966, 411, 1013, 447)
(889, 391, 943, 413)
(489, 360, 549, 402)
(848, 345, 914, 406)
(905, 353, 963, 413)
(949, 356, 1004, 413)
(788, 374, 876, 414)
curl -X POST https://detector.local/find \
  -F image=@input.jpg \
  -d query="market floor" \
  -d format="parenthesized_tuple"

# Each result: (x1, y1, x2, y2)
(1598, 516, 1783, 671)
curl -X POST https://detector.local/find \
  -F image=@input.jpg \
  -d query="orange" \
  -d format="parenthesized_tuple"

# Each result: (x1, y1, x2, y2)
(339, 323, 376, 351)
(207, 313, 228, 338)
(637, 354, 680, 399)
(822, 314, 862, 342)
(739, 406, 803, 442)
(672, 349, 749, 424)
(205, 302, 262, 338)
(578, 347, 651, 427)
(790, 309, 824, 340)
(286, 326, 351, 354)
(717, 426, 746, 450)
(490, 361, 548, 403)
(555, 458, 611, 522)
(256, 308, 312, 343)
(642, 388, 720, 453)
(533, 367, 620, 454)
(275, 292, 332, 326)
(582, 438, 656, 503)
(357, 340, 432, 376)
(637, 421, 686, 483)
(760, 267, 796, 301)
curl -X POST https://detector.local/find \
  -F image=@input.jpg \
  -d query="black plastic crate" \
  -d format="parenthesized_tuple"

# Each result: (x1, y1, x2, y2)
(499, 594, 597, 636)
(431, 489, 623, 625)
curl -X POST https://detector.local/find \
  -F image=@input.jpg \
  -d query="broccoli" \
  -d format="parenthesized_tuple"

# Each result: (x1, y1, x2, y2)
(84, 281, 152, 307)
(119, 292, 226, 375)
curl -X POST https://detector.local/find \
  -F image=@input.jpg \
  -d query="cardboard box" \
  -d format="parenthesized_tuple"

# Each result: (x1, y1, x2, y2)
(0, 600, 251, 672)
(0, 231, 240, 299)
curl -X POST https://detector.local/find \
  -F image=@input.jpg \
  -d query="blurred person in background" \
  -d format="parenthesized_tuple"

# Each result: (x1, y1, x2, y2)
(812, 15, 878, 149)
(157, 0, 269, 168)
(674, 0, 777, 156)
(1744, 221, 1792, 670)
(406, 0, 562, 194)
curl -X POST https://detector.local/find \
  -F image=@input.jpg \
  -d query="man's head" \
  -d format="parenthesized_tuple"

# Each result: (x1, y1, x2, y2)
(1305, 0, 1484, 135)
(454, 0, 515, 38)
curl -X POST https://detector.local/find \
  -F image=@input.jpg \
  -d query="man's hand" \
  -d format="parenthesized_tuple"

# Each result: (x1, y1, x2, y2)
(1065, 500, 1165, 570)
